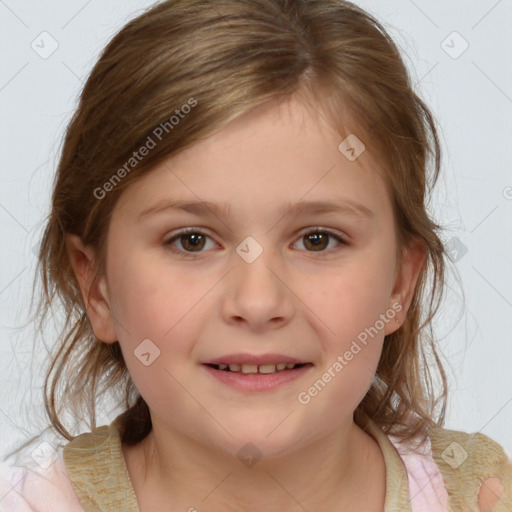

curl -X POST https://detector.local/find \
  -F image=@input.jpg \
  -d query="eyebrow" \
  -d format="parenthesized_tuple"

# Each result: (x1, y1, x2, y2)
(138, 198, 375, 221)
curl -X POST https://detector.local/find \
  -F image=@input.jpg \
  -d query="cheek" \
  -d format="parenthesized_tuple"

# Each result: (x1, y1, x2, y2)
(106, 249, 212, 368)
(301, 250, 396, 403)
(106, 259, 201, 407)
(299, 270, 389, 419)
(312, 260, 395, 340)
(108, 247, 196, 336)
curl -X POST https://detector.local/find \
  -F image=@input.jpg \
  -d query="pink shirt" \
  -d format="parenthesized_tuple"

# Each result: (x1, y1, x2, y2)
(389, 433, 449, 511)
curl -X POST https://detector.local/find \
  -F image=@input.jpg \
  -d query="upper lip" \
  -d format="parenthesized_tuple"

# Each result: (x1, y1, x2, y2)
(203, 353, 311, 365)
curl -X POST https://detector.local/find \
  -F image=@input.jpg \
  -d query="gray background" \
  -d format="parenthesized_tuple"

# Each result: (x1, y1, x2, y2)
(1, 0, 511, 461)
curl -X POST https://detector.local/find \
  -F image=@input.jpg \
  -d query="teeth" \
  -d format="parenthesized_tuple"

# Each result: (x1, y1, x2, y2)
(217, 363, 301, 374)
(241, 364, 258, 374)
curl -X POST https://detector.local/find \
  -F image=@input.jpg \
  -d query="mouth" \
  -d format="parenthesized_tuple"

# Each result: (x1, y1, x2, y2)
(204, 362, 312, 375)
(202, 357, 314, 392)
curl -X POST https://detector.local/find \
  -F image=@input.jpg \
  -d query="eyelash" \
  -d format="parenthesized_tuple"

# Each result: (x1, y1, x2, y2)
(163, 227, 349, 257)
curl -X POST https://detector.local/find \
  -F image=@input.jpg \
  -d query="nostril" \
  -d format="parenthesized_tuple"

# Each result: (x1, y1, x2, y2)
(477, 477, 503, 511)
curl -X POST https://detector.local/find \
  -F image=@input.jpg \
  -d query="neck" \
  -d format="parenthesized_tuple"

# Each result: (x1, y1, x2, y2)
(122, 419, 386, 511)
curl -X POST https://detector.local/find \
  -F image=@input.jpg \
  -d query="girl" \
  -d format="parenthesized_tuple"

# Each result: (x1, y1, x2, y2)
(1, 0, 510, 510)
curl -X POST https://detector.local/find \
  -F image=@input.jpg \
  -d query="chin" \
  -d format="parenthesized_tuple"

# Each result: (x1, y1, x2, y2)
(218, 419, 310, 461)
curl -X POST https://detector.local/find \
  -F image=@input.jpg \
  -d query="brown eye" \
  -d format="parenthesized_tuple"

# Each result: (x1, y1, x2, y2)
(294, 229, 347, 253)
(178, 233, 206, 251)
(164, 229, 216, 254)
(303, 232, 329, 251)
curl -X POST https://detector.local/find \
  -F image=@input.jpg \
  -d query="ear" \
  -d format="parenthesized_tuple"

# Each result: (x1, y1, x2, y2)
(66, 234, 118, 343)
(384, 239, 427, 335)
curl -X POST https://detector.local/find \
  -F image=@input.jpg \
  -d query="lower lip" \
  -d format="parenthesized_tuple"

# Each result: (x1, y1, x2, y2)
(202, 364, 314, 392)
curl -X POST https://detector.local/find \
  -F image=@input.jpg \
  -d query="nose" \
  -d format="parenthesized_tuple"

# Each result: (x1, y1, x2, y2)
(221, 247, 295, 332)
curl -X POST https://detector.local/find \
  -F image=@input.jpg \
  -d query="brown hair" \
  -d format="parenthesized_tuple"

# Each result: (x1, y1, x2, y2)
(35, 0, 448, 448)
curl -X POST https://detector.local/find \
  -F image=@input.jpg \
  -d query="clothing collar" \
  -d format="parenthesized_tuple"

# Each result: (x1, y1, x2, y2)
(364, 420, 413, 511)
(63, 415, 412, 511)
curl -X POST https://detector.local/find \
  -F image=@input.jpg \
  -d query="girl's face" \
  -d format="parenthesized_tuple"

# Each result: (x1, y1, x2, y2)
(79, 95, 423, 458)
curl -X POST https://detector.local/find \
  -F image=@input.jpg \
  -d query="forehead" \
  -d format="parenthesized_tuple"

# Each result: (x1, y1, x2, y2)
(112, 94, 392, 225)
